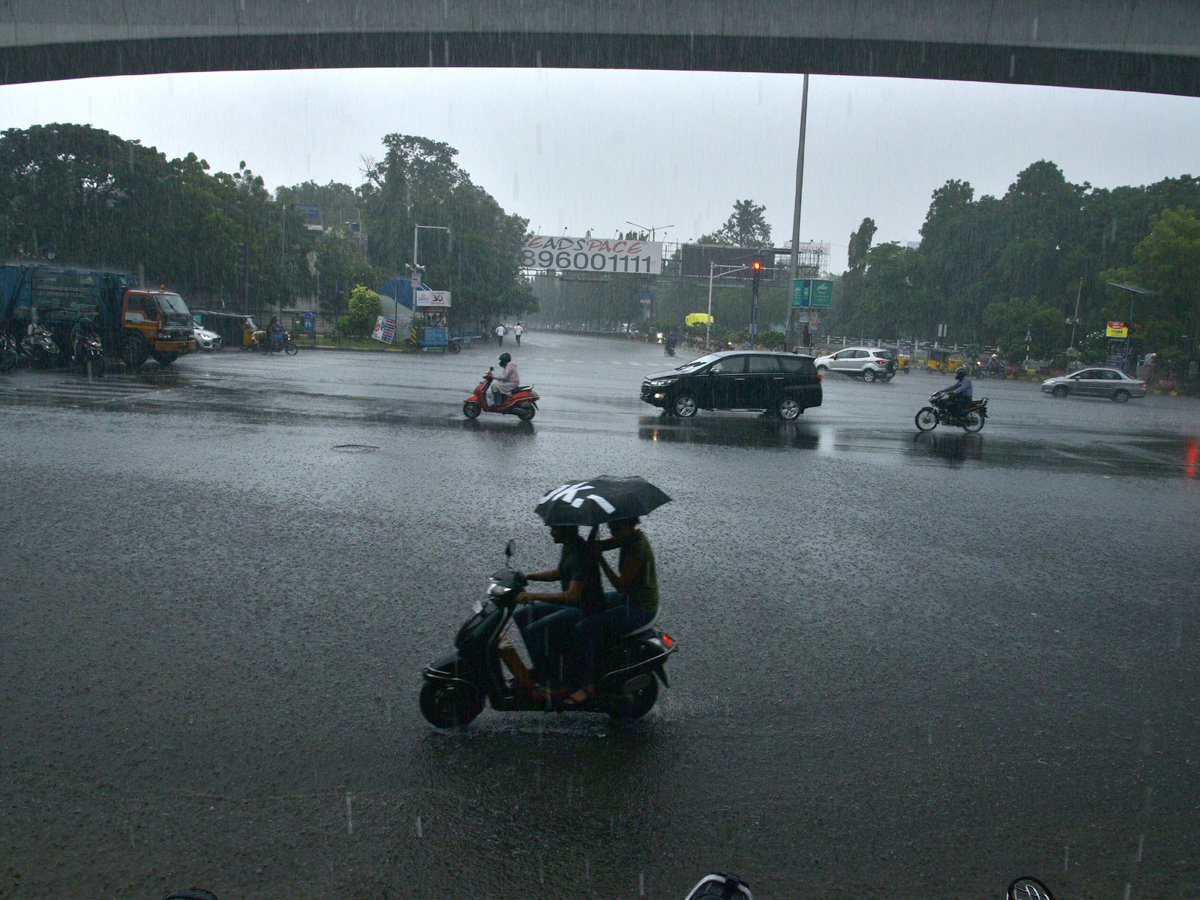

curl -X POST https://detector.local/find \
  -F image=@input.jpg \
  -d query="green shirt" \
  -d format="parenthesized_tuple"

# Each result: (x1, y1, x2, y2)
(618, 531, 659, 616)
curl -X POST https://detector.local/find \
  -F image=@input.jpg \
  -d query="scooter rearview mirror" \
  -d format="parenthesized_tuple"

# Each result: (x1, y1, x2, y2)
(504, 540, 514, 561)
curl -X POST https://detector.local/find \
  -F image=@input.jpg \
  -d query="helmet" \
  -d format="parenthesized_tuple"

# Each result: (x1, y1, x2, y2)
(955, 367, 967, 379)
(499, 352, 511, 366)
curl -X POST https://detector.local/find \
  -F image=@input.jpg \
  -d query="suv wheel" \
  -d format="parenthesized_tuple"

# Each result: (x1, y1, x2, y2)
(672, 394, 697, 418)
(777, 396, 801, 421)
(862, 369, 877, 383)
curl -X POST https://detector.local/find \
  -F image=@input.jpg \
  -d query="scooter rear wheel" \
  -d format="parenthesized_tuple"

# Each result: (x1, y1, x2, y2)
(514, 402, 536, 421)
(419, 679, 484, 728)
(608, 677, 659, 719)
(463, 400, 481, 419)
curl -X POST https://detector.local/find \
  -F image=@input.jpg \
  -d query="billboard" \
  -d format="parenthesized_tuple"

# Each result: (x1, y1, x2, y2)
(415, 290, 451, 308)
(372, 316, 396, 344)
(522, 236, 662, 275)
(1106, 321, 1128, 338)
(680, 245, 777, 280)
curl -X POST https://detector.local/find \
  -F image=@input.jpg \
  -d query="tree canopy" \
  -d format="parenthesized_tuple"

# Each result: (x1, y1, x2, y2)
(828, 160, 1200, 364)
(0, 125, 534, 328)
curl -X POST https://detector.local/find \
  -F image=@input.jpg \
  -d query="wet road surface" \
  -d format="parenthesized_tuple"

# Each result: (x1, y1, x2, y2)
(1, 333, 1198, 900)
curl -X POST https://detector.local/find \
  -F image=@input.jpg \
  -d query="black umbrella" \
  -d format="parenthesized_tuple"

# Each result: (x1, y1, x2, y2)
(535, 476, 671, 526)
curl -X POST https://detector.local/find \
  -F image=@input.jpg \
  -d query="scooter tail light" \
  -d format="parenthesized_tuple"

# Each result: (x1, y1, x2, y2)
(661, 633, 675, 648)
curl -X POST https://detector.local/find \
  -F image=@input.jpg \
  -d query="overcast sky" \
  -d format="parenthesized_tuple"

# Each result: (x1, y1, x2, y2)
(3, 67, 1199, 273)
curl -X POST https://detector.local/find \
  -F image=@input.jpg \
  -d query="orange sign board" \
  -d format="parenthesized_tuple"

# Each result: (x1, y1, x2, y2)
(1106, 321, 1128, 338)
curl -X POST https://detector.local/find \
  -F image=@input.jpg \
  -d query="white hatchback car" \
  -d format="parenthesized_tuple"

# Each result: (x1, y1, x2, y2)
(193, 326, 222, 351)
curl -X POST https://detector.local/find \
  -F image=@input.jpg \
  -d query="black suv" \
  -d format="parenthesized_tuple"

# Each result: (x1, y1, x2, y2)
(641, 350, 823, 419)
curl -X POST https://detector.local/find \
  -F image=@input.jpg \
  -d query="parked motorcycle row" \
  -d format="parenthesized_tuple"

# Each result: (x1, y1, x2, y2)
(1, 325, 106, 378)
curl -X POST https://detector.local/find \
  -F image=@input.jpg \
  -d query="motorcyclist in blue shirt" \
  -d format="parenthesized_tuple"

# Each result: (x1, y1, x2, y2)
(944, 366, 973, 416)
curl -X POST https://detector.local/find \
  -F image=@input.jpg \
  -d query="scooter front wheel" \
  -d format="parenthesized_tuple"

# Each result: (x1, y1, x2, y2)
(463, 400, 481, 419)
(419, 679, 484, 728)
(915, 407, 939, 431)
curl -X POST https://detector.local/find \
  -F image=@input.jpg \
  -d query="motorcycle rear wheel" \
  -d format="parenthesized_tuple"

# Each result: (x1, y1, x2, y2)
(915, 407, 939, 431)
(961, 410, 984, 432)
(419, 679, 484, 728)
(0, 350, 16, 373)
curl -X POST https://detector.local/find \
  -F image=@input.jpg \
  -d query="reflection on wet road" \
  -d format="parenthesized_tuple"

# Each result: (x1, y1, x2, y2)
(1, 334, 1198, 900)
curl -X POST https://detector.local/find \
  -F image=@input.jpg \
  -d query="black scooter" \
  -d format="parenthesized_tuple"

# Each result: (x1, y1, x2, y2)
(419, 542, 675, 728)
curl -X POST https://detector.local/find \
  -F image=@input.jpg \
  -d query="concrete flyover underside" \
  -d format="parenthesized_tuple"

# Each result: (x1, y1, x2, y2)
(2, 1, 1200, 96)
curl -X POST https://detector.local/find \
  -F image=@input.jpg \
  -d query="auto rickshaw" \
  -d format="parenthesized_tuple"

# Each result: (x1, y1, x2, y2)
(924, 347, 965, 373)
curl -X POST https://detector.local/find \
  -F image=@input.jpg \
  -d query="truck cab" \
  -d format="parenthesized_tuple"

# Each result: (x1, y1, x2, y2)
(121, 288, 197, 367)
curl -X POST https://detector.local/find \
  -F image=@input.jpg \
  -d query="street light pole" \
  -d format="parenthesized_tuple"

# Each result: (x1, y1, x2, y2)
(626, 221, 673, 242)
(412, 223, 452, 317)
(788, 73, 810, 351)
(706, 262, 751, 350)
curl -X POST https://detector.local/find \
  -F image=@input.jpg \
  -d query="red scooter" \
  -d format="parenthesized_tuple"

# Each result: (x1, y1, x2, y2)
(463, 369, 539, 421)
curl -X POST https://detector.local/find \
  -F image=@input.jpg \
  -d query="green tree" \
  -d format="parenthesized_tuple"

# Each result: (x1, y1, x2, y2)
(346, 285, 383, 336)
(847, 217, 876, 268)
(359, 134, 530, 325)
(1101, 205, 1200, 356)
(700, 199, 772, 247)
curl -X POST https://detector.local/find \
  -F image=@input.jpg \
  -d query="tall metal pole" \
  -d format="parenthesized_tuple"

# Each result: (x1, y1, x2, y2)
(788, 74, 810, 350)
(1068, 276, 1083, 352)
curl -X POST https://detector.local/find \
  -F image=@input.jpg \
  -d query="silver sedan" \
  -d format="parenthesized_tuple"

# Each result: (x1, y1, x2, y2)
(1041, 367, 1146, 402)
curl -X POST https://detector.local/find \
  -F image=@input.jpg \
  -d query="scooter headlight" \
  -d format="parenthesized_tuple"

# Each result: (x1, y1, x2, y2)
(486, 579, 507, 597)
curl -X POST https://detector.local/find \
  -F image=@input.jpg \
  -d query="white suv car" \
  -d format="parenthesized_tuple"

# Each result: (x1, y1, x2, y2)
(813, 347, 897, 382)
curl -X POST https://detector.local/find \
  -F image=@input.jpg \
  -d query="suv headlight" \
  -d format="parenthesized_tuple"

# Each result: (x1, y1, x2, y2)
(647, 378, 677, 387)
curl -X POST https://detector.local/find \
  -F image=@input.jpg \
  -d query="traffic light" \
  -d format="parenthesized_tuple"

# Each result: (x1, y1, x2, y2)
(751, 256, 762, 288)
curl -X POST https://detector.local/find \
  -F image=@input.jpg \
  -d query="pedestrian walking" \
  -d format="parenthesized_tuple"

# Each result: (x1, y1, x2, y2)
(514, 322, 524, 346)
(495, 324, 506, 346)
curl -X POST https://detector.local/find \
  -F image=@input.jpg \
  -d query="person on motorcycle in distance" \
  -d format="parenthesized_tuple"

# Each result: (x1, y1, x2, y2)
(488, 351, 519, 408)
(513, 524, 604, 689)
(70, 317, 96, 364)
(565, 517, 659, 708)
(944, 366, 974, 418)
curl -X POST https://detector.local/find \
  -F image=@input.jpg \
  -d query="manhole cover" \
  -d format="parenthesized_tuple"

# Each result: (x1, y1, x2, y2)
(331, 444, 380, 453)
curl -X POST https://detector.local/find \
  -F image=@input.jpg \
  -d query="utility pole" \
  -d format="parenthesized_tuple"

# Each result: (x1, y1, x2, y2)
(750, 257, 763, 347)
(787, 73, 810, 351)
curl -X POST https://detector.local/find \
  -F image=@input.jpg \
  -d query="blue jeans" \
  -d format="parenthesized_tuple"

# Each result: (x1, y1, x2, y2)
(514, 602, 583, 684)
(574, 593, 654, 685)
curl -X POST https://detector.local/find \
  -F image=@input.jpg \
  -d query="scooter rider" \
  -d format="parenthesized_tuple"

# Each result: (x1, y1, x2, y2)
(944, 366, 973, 417)
(489, 352, 519, 408)
(513, 524, 604, 686)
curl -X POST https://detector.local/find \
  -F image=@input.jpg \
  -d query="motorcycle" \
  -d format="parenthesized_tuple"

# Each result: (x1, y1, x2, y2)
(915, 390, 988, 433)
(419, 541, 676, 728)
(251, 328, 299, 355)
(73, 331, 106, 379)
(20, 326, 61, 369)
(0, 333, 18, 373)
(665, 342, 676, 357)
(463, 369, 539, 421)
